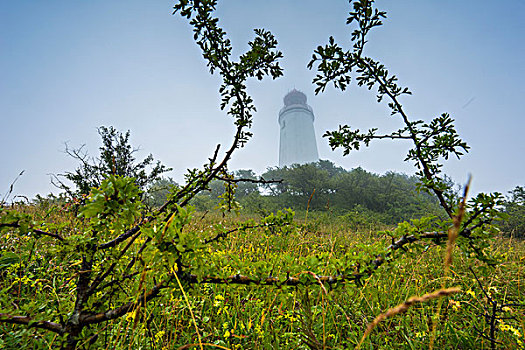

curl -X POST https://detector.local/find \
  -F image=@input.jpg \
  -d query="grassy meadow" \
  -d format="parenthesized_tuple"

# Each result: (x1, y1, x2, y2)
(2, 1, 523, 348)
(1, 204, 524, 349)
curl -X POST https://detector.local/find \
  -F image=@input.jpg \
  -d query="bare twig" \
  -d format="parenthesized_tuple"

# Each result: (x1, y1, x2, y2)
(0, 313, 64, 335)
(0, 223, 65, 242)
(214, 176, 282, 184)
(444, 175, 470, 269)
(1, 170, 24, 205)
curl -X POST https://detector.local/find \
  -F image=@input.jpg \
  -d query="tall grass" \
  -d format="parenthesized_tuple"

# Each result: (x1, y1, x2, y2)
(1, 208, 524, 349)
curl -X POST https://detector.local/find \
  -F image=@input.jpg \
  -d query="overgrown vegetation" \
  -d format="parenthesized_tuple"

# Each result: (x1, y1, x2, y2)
(192, 160, 447, 224)
(1, 210, 523, 349)
(1, 1, 523, 349)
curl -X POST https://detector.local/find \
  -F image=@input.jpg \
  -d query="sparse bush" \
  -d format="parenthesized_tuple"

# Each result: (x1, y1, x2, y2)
(53, 126, 171, 199)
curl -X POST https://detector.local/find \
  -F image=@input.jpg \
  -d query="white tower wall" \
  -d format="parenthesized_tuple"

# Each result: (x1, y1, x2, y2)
(279, 90, 319, 167)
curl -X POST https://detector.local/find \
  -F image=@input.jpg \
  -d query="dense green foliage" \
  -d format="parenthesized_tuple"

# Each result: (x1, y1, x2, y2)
(192, 161, 446, 224)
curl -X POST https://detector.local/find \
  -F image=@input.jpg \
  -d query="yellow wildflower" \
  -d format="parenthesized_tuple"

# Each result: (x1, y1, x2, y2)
(465, 289, 475, 298)
(155, 330, 165, 343)
(449, 300, 461, 311)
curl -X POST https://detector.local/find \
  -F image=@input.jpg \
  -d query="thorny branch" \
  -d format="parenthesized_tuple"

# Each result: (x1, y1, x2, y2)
(203, 221, 289, 245)
(0, 313, 64, 335)
(356, 57, 454, 217)
(214, 176, 283, 184)
(0, 222, 65, 242)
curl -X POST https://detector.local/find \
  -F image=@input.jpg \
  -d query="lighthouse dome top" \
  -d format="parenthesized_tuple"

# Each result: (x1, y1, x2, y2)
(284, 89, 307, 106)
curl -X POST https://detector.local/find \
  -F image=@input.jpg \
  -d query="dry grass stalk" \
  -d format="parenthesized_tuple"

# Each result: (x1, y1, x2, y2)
(305, 188, 316, 223)
(173, 273, 204, 350)
(178, 343, 231, 350)
(358, 178, 471, 349)
(444, 176, 471, 269)
(299, 271, 328, 295)
(428, 177, 471, 349)
(357, 287, 461, 348)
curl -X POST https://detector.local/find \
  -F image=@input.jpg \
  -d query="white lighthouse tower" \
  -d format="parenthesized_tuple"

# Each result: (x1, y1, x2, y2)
(278, 89, 319, 167)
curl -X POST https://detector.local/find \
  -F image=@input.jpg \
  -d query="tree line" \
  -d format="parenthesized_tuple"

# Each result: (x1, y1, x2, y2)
(29, 126, 524, 235)
(157, 160, 445, 224)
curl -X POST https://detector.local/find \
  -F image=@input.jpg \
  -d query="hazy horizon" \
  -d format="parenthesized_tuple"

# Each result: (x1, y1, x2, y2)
(2, 1, 524, 200)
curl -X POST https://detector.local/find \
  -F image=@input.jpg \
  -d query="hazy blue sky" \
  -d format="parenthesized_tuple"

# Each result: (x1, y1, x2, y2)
(1, 1, 524, 200)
